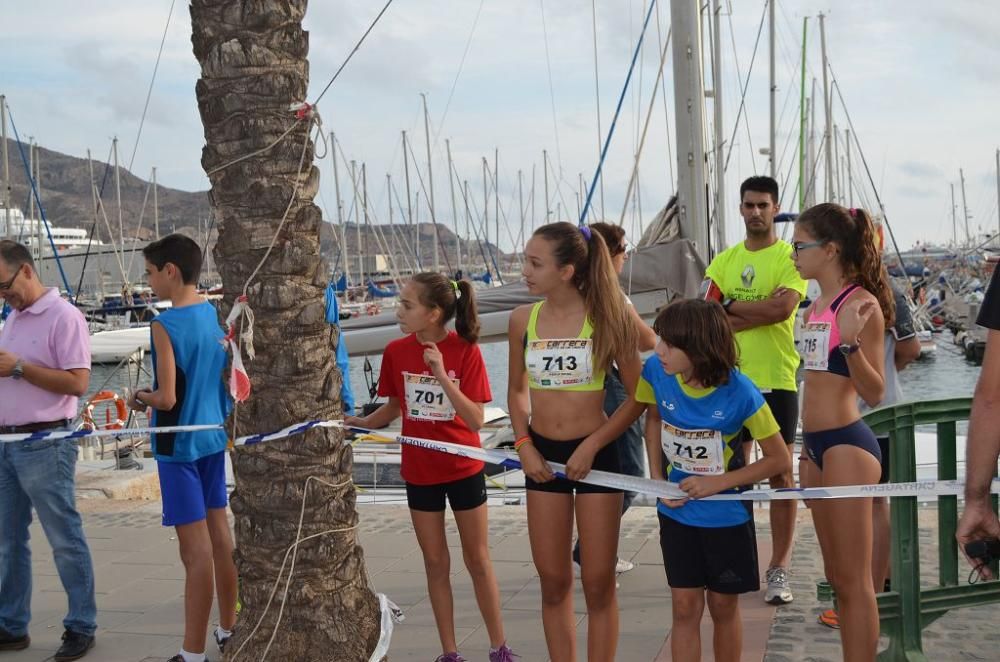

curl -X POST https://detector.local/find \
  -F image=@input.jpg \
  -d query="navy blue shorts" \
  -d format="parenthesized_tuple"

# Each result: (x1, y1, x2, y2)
(802, 419, 881, 470)
(157, 451, 228, 527)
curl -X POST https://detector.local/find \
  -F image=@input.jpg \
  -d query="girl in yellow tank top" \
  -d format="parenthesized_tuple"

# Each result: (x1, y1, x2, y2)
(524, 300, 606, 391)
(507, 222, 639, 662)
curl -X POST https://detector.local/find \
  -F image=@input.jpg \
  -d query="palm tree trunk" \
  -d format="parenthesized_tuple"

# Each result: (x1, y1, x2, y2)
(190, 1, 381, 659)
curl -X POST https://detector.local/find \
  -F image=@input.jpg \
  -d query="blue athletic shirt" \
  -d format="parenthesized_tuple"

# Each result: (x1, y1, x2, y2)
(151, 301, 232, 463)
(635, 357, 779, 528)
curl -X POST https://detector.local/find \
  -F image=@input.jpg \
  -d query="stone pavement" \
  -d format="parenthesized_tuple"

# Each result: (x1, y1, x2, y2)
(5, 499, 996, 661)
(763, 505, 1000, 662)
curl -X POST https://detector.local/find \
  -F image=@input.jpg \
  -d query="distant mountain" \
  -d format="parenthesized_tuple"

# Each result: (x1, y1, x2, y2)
(1, 138, 211, 241)
(1, 138, 506, 272)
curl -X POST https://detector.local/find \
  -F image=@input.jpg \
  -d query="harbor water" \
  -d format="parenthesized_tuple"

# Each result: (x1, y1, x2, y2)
(89, 330, 979, 420)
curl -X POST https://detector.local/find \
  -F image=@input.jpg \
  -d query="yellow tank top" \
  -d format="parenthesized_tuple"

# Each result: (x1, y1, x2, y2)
(524, 301, 605, 391)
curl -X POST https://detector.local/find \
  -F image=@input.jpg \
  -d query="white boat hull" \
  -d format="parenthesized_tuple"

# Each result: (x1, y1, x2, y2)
(90, 327, 149, 364)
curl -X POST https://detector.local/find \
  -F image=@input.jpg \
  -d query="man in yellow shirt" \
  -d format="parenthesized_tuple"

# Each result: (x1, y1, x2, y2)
(703, 176, 807, 605)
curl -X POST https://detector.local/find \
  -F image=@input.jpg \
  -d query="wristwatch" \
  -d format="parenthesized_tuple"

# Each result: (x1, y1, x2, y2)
(11, 359, 24, 380)
(838, 339, 862, 356)
(721, 297, 734, 312)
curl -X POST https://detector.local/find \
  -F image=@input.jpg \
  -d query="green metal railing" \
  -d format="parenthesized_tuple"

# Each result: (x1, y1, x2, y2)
(863, 398, 1000, 662)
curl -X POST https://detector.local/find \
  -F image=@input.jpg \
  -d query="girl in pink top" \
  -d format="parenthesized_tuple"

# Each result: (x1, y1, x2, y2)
(792, 204, 895, 661)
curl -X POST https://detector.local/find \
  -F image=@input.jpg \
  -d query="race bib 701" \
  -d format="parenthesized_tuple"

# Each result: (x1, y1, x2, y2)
(404, 372, 457, 421)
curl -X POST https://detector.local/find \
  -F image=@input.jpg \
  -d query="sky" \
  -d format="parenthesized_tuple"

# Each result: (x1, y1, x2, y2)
(3, 0, 999, 253)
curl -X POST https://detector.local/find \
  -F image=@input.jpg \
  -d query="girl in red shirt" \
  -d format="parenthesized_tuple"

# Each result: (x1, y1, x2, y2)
(346, 273, 516, 662)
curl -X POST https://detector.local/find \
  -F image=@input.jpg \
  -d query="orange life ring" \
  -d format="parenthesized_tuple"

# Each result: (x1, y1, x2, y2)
(82, 390, 128, 431)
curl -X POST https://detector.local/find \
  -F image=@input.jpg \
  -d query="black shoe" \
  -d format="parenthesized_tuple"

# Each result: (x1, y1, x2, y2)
(214, 627, 232, 653)
(54, 630, 94, 661)
(0, 627, 30, 651)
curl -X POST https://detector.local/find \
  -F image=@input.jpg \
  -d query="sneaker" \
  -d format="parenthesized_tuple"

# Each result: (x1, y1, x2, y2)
(817, 608, 840, 629)
(435, 653, 467, 662)
(489, 643, 520, 662)
(764, 566, 794, 605)
(0, 627, 30, 651)
(54, 630, 95, 661)
(213, 627, 232, 653)
(615, 557, 635, 575)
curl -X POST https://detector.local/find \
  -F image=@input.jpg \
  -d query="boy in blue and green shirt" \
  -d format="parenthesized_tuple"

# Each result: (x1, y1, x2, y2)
(584, 298, 790, 662)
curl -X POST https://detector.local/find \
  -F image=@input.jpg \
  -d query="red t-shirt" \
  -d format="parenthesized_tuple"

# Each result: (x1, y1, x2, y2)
(378, 331, 491, 485)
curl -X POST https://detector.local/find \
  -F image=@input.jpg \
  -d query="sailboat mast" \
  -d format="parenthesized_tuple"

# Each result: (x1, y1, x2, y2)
(152, 166, 159, 240)
(833, 123, 842, 205)
(420, 93, 439, 273)
(331, 132, 349, 284)
(1, 95, 10, 238)
(446, 139, 461, 275)
(543, 149, 550, 222)
(28, 138, 35, 224)
(351, 160, 363, 283)
(846, 128, 852, 207)
(820, 12, 834, 202)
(671, 0, 710, 257)
(362, 163, 371, 281)
(711, 0, 726, 252)
(482, 157, 489, 253)
(768, 1, 776, 179)
(494, 148, 499, 265)
(518, 169, 524, 256)
(959, 168, 971, 244)
(950, 183, 957, 247)
(87, 150, 105, 297)
(113, 137, 124, 255)
(33, 141, 42, 259)
(401, 130, 416, 268)
(798, 18, 809, 212)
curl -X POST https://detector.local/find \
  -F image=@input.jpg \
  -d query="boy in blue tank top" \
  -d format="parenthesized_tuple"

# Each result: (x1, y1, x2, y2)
(583, 299, 790, 662)
(127, 234, 236, 662)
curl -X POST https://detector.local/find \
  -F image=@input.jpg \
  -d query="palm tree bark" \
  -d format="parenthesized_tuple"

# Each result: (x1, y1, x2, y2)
(190, 1, 381, 659)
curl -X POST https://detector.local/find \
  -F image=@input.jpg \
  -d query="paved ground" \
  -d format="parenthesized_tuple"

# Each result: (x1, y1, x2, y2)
(4, 498, 997, 661)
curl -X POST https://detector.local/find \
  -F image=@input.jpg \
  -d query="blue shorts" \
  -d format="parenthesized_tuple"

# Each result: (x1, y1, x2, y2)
(157, 451, 228, 527)
(802, 419, 881, 470)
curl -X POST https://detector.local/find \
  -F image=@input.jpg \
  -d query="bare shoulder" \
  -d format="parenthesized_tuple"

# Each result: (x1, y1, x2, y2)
(509, 304, 532, 330)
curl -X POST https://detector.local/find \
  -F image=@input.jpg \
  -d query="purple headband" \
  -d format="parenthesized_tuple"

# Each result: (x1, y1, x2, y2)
(579, 226, 592, 241)
(849, 207, 858, 218)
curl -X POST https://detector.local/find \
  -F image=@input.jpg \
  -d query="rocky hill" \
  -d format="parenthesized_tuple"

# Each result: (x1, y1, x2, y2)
(2, 138, 210, 241)
(1, 138, 505, 271)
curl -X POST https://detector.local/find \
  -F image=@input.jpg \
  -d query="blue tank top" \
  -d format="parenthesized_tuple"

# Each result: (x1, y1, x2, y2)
(151, 301, 232, 462)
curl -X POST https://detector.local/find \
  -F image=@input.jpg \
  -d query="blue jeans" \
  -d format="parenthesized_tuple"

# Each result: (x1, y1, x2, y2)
(0, 436, 97, 637)
(573, 368, 646, 564)
(604, 367, 645, 512)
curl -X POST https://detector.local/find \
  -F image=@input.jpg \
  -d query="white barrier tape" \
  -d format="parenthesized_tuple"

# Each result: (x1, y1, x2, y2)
(0, 420, 343, 445)
(386, 432, 1000, 502)
(11, 418, 995, 501)
(0, 424, 224, 443)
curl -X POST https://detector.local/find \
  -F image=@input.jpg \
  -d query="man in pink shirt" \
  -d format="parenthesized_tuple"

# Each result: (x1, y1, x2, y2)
(0, 240, 96, 661)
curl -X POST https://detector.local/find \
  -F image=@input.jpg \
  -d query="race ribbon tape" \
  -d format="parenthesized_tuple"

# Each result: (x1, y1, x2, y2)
(6, 419, 996, 501)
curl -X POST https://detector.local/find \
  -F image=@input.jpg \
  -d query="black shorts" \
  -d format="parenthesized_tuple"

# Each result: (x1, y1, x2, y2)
(405, 472, 487, 512)
(524, 428, 622, 494)
(658, 512, 760, 594)
(741, 389, 798, 446)
(877, 436, 890, 484)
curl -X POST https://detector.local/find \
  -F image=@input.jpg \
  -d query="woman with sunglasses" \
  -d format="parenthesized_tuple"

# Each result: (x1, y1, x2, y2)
(791, 204, 895, 661)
